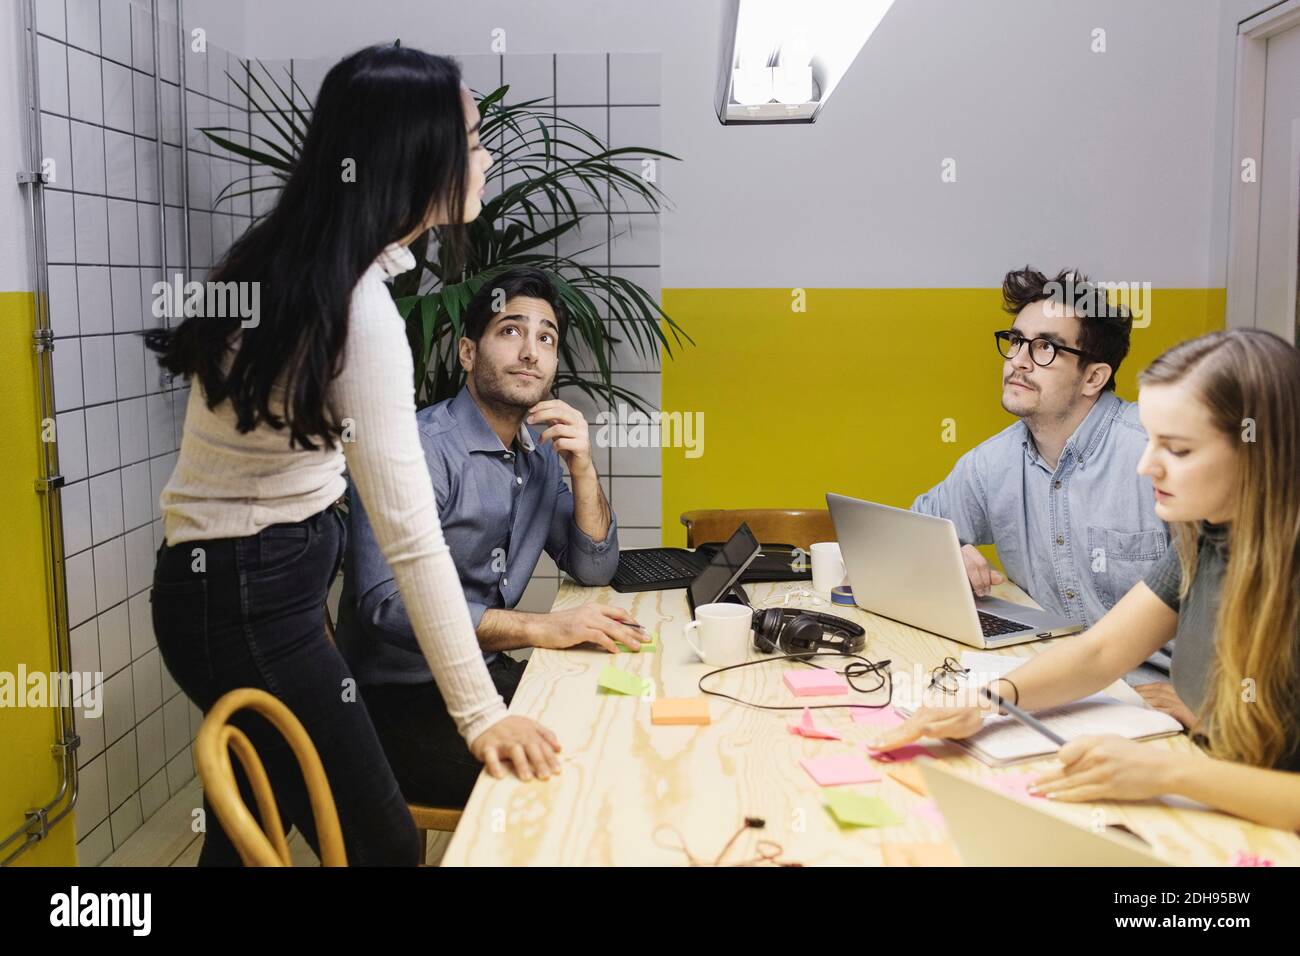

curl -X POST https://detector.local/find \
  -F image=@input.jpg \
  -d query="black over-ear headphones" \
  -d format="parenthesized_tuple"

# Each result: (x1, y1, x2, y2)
(751, 607, 867, 656)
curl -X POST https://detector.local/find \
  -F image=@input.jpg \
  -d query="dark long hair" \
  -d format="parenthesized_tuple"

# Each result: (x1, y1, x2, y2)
(144, 45, 469, 450)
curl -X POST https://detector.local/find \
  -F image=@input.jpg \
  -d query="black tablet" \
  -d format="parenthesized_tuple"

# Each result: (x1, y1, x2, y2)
(686, 522, 762, 615)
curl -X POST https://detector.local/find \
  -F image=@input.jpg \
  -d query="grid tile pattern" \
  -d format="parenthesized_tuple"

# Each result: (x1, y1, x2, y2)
(34, 0, 254, 866)
(459, 53, 665, 607)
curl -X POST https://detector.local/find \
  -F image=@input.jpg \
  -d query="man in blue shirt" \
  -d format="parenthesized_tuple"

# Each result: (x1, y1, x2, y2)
(912, 268, 1175, 687)
(336, 267, 641, 807)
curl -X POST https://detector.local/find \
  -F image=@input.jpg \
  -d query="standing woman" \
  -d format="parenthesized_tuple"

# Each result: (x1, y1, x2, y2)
(872, 329, 1300, 832)
(144, 45, 561, 866)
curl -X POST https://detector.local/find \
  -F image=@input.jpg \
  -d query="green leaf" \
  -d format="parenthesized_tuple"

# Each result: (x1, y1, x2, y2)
(197, 59, 692, 409)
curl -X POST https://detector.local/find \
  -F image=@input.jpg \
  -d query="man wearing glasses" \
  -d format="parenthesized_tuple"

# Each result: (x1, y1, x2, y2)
(912, 267, 1174, 686)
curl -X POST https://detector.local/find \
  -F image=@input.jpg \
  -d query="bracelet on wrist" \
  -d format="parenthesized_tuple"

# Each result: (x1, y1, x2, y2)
(987, 677, 1020, 715)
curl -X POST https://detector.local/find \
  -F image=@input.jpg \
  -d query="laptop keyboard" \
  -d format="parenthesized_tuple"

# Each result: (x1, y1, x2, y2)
(616, 549, 699, 585)
(978, 610, 1028, 637)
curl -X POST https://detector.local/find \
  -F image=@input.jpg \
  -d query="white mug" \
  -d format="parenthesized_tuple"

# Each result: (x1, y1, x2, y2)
(683, 602, 753, 666)
(810, 541, 848, 594)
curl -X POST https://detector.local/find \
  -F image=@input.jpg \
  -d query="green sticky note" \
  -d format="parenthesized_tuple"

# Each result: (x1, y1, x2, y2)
(616, 632, 659, 653)
(597, 665, 651, 697)
(824, 792, 904, 829)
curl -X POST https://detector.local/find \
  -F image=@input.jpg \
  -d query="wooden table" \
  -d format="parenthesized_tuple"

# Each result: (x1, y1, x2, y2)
(442, 579, 1300, 866)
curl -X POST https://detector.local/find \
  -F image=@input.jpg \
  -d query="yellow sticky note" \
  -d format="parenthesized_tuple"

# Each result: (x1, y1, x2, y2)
(616, 632, 659, 653)
(882, 843, 962, 867)
(597, 665, 650, 697)
(824, 792, 904, 829)
(651, 698, 711, 725)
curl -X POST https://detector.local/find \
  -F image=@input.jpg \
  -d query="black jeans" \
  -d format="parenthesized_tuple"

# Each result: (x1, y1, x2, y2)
(150, 504, 420, 866)
(363, 653, 527, 808)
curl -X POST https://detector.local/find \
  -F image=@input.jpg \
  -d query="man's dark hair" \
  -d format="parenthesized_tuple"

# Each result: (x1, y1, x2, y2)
(462, 267, 567, 344)
(1001, 266, 1132, 392)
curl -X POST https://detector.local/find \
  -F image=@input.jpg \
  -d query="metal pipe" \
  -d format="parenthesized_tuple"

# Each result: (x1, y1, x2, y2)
(152, 0, 168, 328)
(2, 0, 80, 868)
(177, 0, 192, 287)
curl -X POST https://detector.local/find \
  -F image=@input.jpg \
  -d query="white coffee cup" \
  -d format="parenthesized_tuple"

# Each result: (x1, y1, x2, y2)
(810, 541, 848, 594)
(683, 602, 753, 667)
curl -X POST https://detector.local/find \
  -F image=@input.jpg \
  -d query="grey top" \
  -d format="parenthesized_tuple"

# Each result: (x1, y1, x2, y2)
(1143, 523, 1229, 716)
(912, 391, 1170, 631)
(1145, 522, 1300, 772)
(335, 386, 620, 687)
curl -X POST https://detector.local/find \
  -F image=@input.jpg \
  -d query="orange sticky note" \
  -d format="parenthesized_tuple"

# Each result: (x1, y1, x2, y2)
(882, 843, 962, 867)
(884, 763, 930, 797)
(651, 698, 711, 726)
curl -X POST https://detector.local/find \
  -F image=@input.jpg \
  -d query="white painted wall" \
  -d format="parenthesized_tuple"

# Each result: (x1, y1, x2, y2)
(5, 1, 1270, 294)
(234, 0, 1227, 289)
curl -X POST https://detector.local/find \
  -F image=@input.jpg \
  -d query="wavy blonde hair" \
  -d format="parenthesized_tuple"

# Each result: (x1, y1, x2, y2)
(1139, 329, 1300, 768)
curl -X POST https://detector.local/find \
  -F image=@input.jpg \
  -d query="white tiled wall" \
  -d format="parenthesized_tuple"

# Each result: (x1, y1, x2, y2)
(34, 0, 253, 866)
(466, 52, 665, 610)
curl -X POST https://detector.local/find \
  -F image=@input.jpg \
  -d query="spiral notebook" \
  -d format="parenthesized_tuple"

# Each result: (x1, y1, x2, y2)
(893, 652, 1184, 767)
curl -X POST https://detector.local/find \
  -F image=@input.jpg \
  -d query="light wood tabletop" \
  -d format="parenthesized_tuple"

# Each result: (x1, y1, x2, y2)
(442, 578, 1300, 866)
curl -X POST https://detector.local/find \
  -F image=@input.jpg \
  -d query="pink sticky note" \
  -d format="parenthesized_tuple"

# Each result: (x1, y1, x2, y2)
(992, 772, 1046, 800)
(784, 669, 849, 697)
(1231, 851, 1275, 867)
(789, 707, 843, 740)
(800, 754, 882, 786)
(868, 744, 932, 763)
(851, 706, 906, 729)
(912, 800, 947, 830)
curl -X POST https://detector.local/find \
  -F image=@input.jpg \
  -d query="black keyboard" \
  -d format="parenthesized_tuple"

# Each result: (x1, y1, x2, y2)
(978, 610, 1028, 637)
(615, 549, 700, 585)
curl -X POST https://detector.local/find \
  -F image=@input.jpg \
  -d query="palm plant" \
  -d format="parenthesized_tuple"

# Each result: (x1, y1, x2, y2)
(200, 59, 690, 413)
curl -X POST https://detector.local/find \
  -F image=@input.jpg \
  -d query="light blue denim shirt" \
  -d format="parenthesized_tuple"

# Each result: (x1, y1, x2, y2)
(911, 391, 1169, 631)
(335, 386, 619, 686)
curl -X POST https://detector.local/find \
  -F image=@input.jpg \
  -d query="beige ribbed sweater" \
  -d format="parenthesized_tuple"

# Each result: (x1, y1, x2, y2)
(160, 243, 508, 743)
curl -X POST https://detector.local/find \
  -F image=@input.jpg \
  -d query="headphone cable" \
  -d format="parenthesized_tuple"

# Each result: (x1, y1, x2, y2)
(696, 651, 894, 712)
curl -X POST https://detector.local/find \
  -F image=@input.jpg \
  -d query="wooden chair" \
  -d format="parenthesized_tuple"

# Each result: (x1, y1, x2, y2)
(409, 803, 463, 861)
(194, 687, 347, 866)
(679, 508, 837, 552)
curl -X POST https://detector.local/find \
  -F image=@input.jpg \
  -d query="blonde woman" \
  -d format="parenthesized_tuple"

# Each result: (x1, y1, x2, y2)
(872, 329, 1300, 832)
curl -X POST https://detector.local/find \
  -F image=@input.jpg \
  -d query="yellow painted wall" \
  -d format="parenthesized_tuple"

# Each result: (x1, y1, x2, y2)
(660, 287, 1225, 547)
(0, 291, 76, 866)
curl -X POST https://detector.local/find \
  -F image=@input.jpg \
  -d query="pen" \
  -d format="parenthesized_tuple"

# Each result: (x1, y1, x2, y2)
(979, 685, 1067, 747)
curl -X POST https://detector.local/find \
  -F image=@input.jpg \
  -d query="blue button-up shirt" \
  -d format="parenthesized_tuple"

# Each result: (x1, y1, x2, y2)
(911, 391, 1168, 631)
(336, 386, 619, 686)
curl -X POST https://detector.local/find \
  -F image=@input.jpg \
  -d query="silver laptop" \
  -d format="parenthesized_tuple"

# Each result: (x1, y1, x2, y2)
(826, 493, 1082, 648)
(919, 762, 1168, 866)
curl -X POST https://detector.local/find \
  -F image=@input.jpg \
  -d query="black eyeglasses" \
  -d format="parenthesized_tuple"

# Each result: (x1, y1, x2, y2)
(994, 330, 1092, 367)
(928, 656, 969, 694)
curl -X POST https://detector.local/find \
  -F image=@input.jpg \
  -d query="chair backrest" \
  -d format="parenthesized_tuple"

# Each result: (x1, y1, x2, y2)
(679, 508, 837, 552)
(194, 687, 347, 866)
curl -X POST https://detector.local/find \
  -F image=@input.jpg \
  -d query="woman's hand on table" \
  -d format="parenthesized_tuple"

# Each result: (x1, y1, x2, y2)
(866, 702, 991, 751)
(470, 716, 563, 782)
(1030, 734, 1178, 802)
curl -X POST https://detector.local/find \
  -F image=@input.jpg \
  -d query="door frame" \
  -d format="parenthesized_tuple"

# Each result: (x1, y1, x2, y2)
(1226, 0, 1300, 336)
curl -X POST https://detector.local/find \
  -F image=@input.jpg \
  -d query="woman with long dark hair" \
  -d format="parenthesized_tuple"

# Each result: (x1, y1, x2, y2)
(145, 45, 561, 866)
